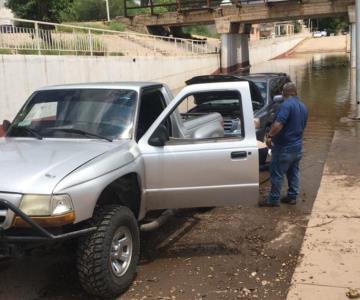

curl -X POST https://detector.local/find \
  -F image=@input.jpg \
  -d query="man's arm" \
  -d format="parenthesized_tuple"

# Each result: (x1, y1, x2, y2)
(265, 102, 290, 148)
(269, 121, 283, 137)
(266, 121, 283, 148)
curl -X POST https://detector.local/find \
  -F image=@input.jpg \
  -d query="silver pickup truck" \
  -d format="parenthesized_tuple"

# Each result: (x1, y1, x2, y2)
(0, 81, 258, 298)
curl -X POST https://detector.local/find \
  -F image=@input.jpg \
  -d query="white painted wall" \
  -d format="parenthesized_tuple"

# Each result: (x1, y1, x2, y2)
(250, 34, 309, 65)
(0, 54, 219, 120)
(0, 34, 308, 121)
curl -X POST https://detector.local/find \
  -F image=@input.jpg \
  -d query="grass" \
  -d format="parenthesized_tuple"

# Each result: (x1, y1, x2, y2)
(0, 24, 128, 56)
(183, 25, 220, 39)
(0, 48, 124, 56)
(0, 49, 12, 54)
(107, 22, 125, 31)
(0, 34, 125, 56)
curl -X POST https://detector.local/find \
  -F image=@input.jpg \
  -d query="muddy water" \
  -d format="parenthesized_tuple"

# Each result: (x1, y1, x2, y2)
(0, 54, 353, 300)
(253, 53, 352, 213)
(120, 54, 353, 300)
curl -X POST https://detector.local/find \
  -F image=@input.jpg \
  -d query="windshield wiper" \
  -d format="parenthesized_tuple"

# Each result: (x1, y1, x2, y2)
(10, 125, 43, 140)
(51, 128, 113, 142)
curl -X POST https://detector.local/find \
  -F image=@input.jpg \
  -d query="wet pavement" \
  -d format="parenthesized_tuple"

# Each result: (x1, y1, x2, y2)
(0, 53, 354, 300)
(287, 126, 360, 300)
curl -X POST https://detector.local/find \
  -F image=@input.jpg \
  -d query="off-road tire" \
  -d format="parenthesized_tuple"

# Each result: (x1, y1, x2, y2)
(77, 205, 140, 298)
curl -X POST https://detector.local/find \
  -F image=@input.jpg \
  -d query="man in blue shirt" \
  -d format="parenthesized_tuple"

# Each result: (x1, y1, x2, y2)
(259, 82, 308, 207)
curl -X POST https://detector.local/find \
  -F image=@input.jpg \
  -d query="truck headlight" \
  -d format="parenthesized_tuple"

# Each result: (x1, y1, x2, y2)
(15, 194, 75, 228)
(20, 194, 74, 216)
(51, 195, 74, 216)
(20, 195, 51, 216)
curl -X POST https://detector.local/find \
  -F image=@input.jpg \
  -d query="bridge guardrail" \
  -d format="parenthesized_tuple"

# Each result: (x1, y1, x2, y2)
(0, 18, 219, 56)
(124, 0, 291, 16)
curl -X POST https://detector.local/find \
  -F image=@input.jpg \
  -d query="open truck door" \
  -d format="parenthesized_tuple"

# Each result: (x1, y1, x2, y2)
(139, 82, 259, 210)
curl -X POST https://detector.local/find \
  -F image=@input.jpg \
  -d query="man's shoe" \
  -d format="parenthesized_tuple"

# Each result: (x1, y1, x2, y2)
(281, 197, 297, 205)
(258, 199, 280, 207)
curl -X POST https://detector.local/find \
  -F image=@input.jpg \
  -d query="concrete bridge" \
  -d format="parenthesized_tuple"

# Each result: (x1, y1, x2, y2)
(119, 0, 355, 73)
(123, 0, 354, 28)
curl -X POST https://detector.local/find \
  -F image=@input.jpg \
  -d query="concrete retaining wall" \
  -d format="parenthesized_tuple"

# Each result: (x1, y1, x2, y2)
(0, 34, 308, 122)
(0, 54, 219, 121)
(250, 34, 308, 65)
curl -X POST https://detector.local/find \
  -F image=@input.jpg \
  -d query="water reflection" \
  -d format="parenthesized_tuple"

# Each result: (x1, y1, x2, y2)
(252, 53, 353, 154)
(251, 53, 353, 213)
(252, 53, 352, 130)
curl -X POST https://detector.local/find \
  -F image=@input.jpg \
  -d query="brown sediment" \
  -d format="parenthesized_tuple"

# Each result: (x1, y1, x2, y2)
(0, 53, 351, 300)
(212, 61, 250, 75)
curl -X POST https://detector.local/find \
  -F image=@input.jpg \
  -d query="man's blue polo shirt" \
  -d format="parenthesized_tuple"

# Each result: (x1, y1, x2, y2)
(273, 96, 308, 151)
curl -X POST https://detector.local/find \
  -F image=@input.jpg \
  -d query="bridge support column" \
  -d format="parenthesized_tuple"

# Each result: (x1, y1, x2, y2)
(349, 6, 356, 69)
(349, 4, 360, 118)
(351, 23, 356, 69)
(216, 19, 251, 74)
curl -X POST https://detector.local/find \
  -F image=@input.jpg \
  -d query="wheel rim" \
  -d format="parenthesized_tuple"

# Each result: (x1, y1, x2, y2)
(110, 226, 133, 277)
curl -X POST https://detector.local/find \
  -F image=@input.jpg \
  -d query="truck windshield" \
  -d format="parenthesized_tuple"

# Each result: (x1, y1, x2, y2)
(8, 89, 138, 140)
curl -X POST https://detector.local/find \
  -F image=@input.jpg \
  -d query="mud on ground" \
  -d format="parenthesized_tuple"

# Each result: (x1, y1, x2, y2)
(0, 157, 324, 300)
(1, 51, 348, 300)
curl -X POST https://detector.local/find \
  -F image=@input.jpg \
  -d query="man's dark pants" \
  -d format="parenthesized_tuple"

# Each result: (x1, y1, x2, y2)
(267, 145, 303, 205)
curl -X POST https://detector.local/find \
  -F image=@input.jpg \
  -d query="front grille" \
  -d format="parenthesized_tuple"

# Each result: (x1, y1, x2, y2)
(223, 120, 234, 132)
(0, 193, 23, 229)
(224, 119, 241, 133)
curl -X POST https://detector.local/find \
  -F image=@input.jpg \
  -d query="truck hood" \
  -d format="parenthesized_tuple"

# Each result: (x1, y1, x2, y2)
(0, 138, 122, 194)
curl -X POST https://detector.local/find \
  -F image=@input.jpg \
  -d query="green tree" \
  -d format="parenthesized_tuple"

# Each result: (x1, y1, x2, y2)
(62, 0, 126, 22)
(311, 17, 349, 34)
(6, 0, 72, 22)
(65, 0, 106, 21)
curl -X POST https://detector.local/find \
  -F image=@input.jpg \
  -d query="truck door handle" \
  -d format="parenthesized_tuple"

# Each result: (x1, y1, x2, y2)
(231, 151, 247, 159)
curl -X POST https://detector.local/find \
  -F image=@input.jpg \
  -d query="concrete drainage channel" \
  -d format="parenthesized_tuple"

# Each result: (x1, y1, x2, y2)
(0, 53, 352, 300)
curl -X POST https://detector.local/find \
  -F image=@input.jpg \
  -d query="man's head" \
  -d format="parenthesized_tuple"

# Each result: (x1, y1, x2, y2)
(282, 82, 297, 100)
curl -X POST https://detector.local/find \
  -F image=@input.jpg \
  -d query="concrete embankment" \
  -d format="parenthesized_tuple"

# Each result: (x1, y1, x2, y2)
(0, 33, 308, 122)
(0, 54, 219, 121)
(250, 34, 309, 64)
(294, 35, 348, 54)
(287, 124, 360, 300)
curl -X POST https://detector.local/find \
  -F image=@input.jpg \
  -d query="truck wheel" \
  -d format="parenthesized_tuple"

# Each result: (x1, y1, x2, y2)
(77, 205, 140, 298)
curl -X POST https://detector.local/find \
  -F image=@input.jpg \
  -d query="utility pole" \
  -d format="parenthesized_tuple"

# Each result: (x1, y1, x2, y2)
(105, 0, 111, 22)
(356, 0, 360, 118)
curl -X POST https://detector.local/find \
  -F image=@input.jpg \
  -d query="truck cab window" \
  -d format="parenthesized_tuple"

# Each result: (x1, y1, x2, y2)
(163, 90, 244, 143)
(137, 90, 167, 141)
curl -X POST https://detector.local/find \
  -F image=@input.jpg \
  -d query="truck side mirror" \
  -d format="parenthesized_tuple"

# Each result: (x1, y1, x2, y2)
(149, 124, 169, 147)
(273, 95, 283, 103)
(2, 120, 11, 133)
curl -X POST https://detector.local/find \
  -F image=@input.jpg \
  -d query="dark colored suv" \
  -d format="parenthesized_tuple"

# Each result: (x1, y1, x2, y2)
(186, 73, 290, 141)
(239, 73, 291, 140)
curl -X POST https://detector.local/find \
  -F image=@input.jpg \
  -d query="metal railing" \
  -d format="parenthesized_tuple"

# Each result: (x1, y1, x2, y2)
(0, 18, 219, 56)
(124, 0, 292, 16)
